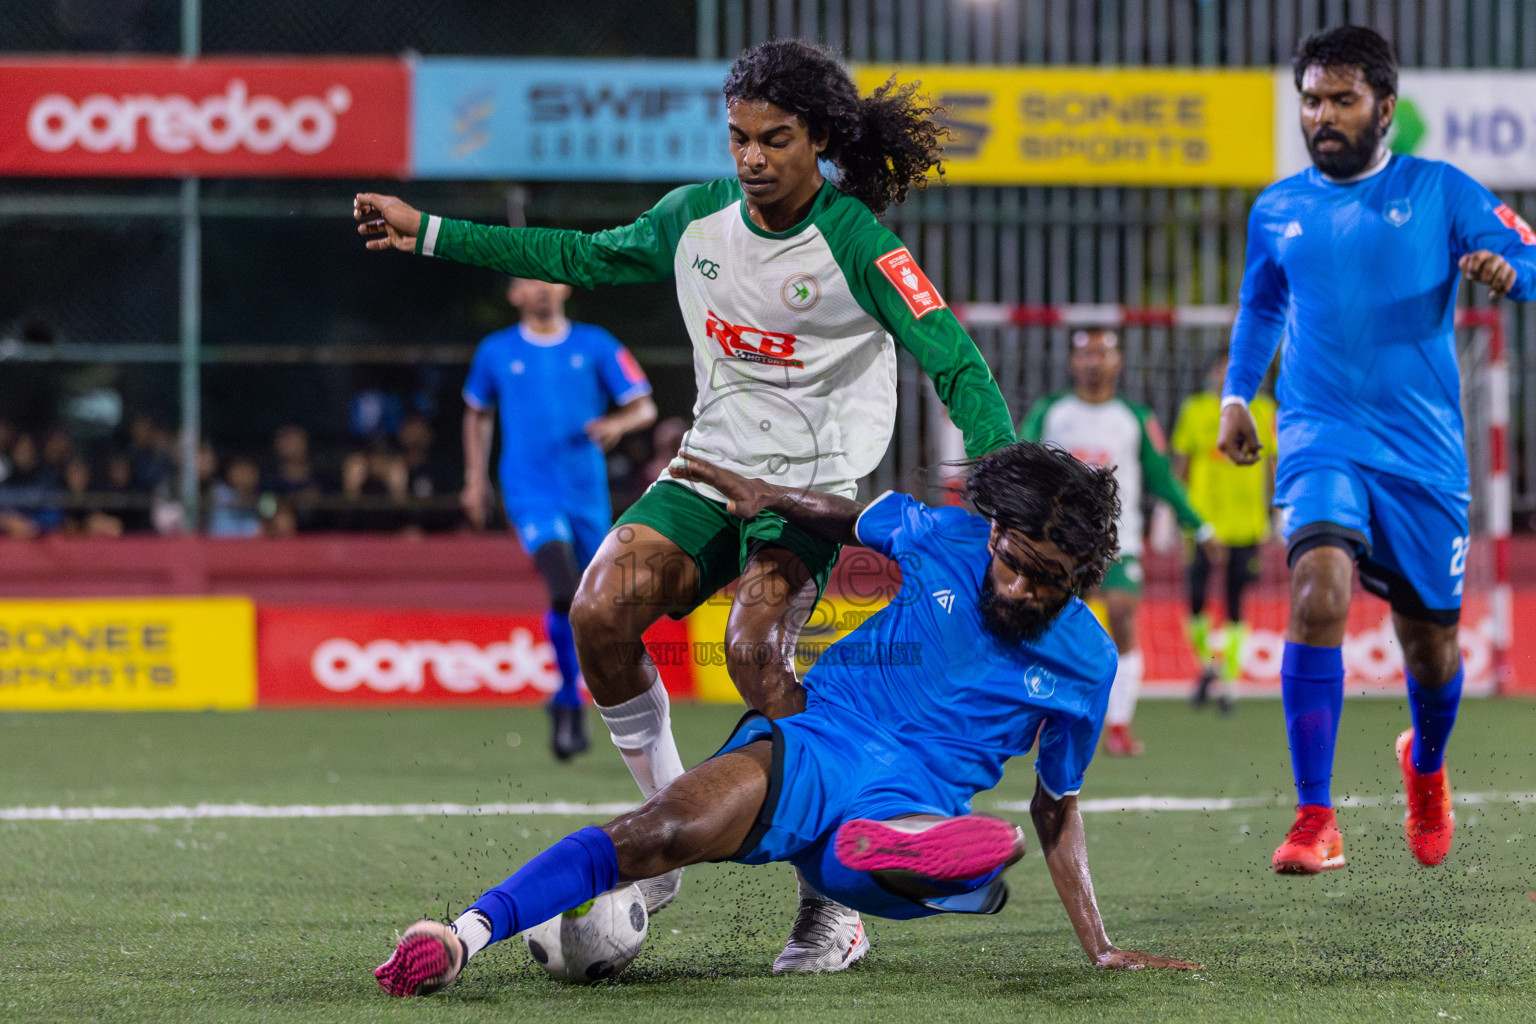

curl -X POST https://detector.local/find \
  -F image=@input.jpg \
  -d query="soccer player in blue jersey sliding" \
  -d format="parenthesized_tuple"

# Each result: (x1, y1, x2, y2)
(1219, 26, 1536, 874)
(373, 441, 1200, 995)
(462, 277, 656, 760)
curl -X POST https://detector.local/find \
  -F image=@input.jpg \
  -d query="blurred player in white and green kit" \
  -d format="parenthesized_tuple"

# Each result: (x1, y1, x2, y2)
(1171, 350, 1277, 711)
(1020, 329, 1214, 756)
(355, 39, 1016, 971)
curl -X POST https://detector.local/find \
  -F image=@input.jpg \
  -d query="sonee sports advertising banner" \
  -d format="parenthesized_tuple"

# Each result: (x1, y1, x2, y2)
(0, 597, 255, 710)
(0, 59, 409, 177)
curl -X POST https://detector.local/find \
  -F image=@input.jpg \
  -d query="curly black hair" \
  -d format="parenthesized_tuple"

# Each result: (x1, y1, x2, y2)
(1294, 25, 1398, 100)
(963, 441, 1121, 595)
(723, 39, 946, 216)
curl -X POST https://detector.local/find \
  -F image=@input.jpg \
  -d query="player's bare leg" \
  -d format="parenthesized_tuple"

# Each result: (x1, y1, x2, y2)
(1273, 544, 1352, 874)
(1392, 613, 1463, 865)
(1101, 589, 1144, 756)
(570, 522, 700, 911)
(377, 744, 770, 997)
(725, 546, 869, 973)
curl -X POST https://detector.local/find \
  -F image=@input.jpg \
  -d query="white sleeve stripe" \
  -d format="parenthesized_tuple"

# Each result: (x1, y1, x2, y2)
(1036, 773, 1079, 801)
(461, 390, 489, 411)
(422, 215, 443, 258)
(853, 489, 900, 546)
(613, 384, 653, 405)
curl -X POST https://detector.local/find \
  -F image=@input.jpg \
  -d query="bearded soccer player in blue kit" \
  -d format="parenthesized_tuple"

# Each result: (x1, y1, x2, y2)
(373, 441, 1201, 995)
(1219, 26, 1536, 875)
(462, 278, 656, 760)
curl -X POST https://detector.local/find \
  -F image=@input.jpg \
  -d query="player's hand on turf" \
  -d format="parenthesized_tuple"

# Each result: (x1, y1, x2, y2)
(1459, 250, 1517, 300)
(1092, 947, 1203, 971)
(1217, 403, 1262, 466)
(354, 193, 422, 253)
(671, 455, 772, 518)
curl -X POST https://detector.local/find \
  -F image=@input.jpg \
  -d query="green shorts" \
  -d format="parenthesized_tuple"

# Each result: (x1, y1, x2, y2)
(1101, 554, 1144, 597)
(613, 479, 842, 619)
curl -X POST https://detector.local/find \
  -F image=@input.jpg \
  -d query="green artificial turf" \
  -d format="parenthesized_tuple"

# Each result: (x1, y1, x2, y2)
(3, 699, 1534, 1022)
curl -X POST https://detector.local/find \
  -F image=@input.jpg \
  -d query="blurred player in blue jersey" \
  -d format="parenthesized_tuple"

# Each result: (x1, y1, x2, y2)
(462, 278, 656, 760)
(375, 441, 1201, 996)
(1219, 26, 1536, 874)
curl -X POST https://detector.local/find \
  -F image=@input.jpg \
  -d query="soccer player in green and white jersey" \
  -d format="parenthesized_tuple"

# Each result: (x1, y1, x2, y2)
(354, 40, 1015, 973)
(1019, 329, 1215, 756)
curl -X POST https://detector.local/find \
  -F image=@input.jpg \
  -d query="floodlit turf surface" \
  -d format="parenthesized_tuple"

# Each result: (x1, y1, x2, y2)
(3, 699, 1535, 1023)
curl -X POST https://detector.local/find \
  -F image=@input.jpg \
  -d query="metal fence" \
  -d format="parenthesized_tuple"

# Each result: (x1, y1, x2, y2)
(3, 0, 1536, 518)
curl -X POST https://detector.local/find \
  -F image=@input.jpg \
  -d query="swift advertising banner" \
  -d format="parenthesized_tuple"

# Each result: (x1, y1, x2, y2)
(1276, 71, 1536, 188)
(0, 59, 409, 177)
(257, 606, 694, 705)
(0, 597, 255, 710)
(412, 58, 735, 180)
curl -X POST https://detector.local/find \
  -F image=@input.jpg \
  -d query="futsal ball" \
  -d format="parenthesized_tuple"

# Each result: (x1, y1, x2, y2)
(522, 884, 648, 983)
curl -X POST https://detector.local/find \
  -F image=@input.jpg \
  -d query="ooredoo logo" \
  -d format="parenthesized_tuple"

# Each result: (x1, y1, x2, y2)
(309, 629, 558, 695)
(26, 79, 353, 156)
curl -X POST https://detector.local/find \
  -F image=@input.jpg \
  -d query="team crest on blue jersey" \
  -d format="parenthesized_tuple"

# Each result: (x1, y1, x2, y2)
(1022, 665, 1057, 700)
(1384, 199, 1412, 227)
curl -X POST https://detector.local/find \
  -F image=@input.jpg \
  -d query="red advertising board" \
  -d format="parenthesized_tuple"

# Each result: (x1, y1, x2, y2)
(0, 59, 408, 177)
(257, 605, 694, 706)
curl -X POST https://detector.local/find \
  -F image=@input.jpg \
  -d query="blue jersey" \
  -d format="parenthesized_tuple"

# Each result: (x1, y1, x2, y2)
(1226, 155, 1536, 490)
(463, 322, 651, 510)
(802, 490, 1118, 802)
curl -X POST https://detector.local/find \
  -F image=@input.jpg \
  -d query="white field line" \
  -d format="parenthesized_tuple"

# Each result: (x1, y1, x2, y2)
(3, 792, 1534, 823)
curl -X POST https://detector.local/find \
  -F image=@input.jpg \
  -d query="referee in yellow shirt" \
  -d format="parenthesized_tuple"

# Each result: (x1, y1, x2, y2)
(1171, 350, 1277, 711)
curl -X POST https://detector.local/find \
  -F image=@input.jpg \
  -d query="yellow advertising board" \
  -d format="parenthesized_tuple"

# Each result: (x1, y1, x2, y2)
(852, 65, 1274, 186)
(0, 597, 255, 710)
(685, 595, 893, 704)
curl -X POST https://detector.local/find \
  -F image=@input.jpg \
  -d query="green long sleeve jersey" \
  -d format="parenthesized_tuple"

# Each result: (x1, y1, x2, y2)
(1019, 391, 1204, 559)
(416, 178, 1015, 499)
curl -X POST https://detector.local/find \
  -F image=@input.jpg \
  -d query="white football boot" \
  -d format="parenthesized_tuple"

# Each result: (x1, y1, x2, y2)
(636, 867, 683, 915)
(771, 875, 868, 974)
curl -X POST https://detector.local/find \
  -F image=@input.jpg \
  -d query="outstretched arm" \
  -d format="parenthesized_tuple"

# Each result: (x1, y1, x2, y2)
(1030, 777, 1201, 970)
(670, 455, 866, 546)
(354, 187, 698, 288)
(1220, 203, 1288, 466)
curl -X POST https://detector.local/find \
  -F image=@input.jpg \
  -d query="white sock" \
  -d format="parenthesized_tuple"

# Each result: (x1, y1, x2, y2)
(598, 675, 685, 800)
(1105, 649, 1144, 727)
(451, 909, 493, 959)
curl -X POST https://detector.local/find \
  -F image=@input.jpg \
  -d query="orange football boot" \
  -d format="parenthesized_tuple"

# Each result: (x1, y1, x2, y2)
(1272, 804, 1346, 874)
(1397, 729, 1455, 866)
(1104, 723, 1144, 757)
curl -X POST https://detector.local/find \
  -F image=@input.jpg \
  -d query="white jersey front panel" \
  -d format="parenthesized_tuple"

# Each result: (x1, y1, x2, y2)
(662, 202, 899, 500)
(1039, 396, 1145, 557)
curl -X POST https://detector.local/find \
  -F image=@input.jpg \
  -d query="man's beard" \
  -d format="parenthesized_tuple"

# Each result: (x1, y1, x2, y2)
(1306, 114, 1383, 179)
(978, 573, 1069, 646)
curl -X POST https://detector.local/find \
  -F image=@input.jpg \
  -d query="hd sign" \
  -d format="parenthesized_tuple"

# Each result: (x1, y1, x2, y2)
(1275, 71, 1536, 188)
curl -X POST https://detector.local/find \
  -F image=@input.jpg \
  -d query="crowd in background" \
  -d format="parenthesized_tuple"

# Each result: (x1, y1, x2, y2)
(0, 407, 690, 539)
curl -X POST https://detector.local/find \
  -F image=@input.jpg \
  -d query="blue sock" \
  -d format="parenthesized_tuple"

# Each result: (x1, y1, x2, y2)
(544, 609, 582, 708)
(1407, 661, 1463, 774)
(1281, 642, 1345, 808)
(470, 826, 618, 944)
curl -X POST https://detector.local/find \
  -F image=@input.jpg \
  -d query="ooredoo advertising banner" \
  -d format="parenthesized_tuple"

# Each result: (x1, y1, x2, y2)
(0, 597, 255, 710)
(257, 606, 694, 705)
(0, 59, 409, 177)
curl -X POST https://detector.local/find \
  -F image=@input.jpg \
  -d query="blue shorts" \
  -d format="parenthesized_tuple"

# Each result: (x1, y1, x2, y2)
(1275, 449, 1469, 625)
(506, 502, 610, 568)
(713, 712, 1008, 921)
